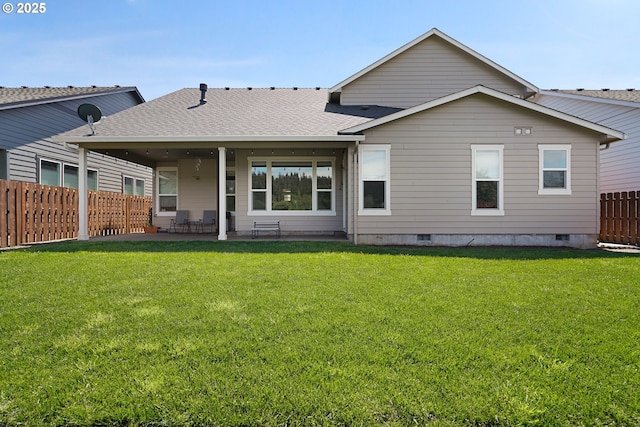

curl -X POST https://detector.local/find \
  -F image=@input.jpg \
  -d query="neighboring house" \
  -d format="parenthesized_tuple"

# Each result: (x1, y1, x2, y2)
(533, 89, 640, 194)
(0, 86, 152, 196)
(55, 29, 625, 248)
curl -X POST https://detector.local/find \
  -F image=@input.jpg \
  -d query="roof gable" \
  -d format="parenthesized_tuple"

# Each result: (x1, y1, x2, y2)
(329, 28, 538, 99)
(340, 85, 625, 143)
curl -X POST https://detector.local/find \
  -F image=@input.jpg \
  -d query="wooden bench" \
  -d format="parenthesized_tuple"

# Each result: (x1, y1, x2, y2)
(251, 220, 281, 239)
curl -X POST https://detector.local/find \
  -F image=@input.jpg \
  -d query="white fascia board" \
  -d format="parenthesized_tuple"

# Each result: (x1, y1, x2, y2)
(340, 85, 626, 142)
(329, 28, 539, 94)
(55, 134, 366, 144)
(539, 90, 640, 109)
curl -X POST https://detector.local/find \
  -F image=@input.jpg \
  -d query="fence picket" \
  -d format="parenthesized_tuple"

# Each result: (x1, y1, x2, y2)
(0, 179, 151, 248)
(599, 190, 640, 245)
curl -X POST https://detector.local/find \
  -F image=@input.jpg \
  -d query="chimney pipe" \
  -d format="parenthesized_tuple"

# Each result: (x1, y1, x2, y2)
(199, 83, 208, 104)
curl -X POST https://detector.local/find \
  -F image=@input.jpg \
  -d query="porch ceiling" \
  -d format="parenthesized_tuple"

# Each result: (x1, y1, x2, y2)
(84, 139, 356, 167)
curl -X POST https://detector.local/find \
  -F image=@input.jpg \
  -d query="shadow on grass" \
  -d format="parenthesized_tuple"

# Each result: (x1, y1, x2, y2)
(13, 239, 639, 260)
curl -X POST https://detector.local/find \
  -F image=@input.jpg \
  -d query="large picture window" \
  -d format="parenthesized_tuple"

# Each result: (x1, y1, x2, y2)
(539, 145, 571, 195)
(471, 145, 504, 216)
(359, 145, 391, 215)
(156, 167, 178, 214)
(249, 158, 334, 214)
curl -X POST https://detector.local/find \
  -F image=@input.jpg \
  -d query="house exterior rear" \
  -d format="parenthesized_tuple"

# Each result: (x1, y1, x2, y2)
(55, 29, 625, 248)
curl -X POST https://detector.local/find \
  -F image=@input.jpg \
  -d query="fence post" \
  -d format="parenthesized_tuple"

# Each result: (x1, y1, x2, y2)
(605, 193, 614, 243)
(633, 191, 640, 246)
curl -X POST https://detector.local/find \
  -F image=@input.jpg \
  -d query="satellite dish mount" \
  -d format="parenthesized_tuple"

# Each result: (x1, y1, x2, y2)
(77, 104, 103, 135)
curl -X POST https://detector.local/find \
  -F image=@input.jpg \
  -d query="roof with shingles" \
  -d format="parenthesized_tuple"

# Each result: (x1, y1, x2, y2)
(58, 87, 400, 139)
(555, 90, 640, 103)
(0, 86, 143, 109)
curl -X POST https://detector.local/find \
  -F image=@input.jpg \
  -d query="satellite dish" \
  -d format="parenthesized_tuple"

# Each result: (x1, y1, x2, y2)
(77, 104, 103, 135)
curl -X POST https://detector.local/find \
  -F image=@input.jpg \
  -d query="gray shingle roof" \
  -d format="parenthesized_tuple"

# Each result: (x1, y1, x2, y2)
(59, 87, 394, 139)
(0, 86, 141, 109)
(556, 89, 640, 103)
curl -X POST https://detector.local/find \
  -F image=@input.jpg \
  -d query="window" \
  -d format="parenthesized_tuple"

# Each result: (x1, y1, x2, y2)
(87, 170, 99, 191)
(472, 145, 504, 216)
(40, 159, 61, 186)
(539, 145, 571, 195)
(249, 158, 334, 214)
(359, 145, 391, 215)
(63, 165, 79, 189)
(226, 171, 236, 212)
(124, 176, 145, 196)
(156, 168, 177, 214)
(316, 161, 333, 211)
(0, 150, 7, 180)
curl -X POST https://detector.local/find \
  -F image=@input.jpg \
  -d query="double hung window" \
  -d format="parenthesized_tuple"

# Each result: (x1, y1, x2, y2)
(471, 145, 504, 216)
(539, 145, 571, 195)
(156, 167, 178, 214)
(359, 145, 391, 215)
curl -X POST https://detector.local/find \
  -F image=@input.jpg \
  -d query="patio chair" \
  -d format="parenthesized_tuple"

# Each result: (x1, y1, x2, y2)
(169, 210, 189, 233)
(201, 210, 217, 233)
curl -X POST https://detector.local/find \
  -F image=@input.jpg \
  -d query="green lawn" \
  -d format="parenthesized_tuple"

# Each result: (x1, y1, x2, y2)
(1, 241, 639, 426)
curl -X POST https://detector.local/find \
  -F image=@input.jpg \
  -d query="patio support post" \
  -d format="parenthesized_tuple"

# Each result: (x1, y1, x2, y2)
(218, 147, 227, 240)
(78, 147, 89, 241)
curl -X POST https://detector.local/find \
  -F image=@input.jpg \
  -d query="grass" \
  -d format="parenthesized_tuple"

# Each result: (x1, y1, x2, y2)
(0, 241, 639, 426)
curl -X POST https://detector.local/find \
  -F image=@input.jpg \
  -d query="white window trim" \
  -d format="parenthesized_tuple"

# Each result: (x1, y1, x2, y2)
(471, 145, 504, 216)
(358, 145, 391, 216)
(248, 157, 336, 216)
(156, 166, 178, 216)
(538, 145, 572, 195)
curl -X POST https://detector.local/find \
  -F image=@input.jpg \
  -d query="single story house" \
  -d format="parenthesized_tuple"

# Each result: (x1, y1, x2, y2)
(55, 29, 625, 248)
(533, 89, 640, 194)
(0, 86, 152, 196)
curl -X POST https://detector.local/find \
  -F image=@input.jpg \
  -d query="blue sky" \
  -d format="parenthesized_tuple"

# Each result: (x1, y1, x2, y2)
(2, 0, 639, 100)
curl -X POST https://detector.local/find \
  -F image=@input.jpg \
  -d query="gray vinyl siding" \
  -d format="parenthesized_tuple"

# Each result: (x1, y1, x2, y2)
(535, 94, 640, 193)
(356, 94, 601, 235)
(0, 91, 152, 195)
(340, 36, 525, 109)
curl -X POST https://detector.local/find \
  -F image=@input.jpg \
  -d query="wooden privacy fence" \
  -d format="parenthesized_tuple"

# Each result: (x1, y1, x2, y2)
(599, 191, 640, 245)
(0, 179, 152, 249)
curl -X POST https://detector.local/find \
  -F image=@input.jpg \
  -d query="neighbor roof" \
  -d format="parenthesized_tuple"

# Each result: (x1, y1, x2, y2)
(329, 28, 539, 96)
(0, 86, 144, 111)
(340, 85, 626, 143)
(57, 87, 396, 143)
(540, 89, 640, 107)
